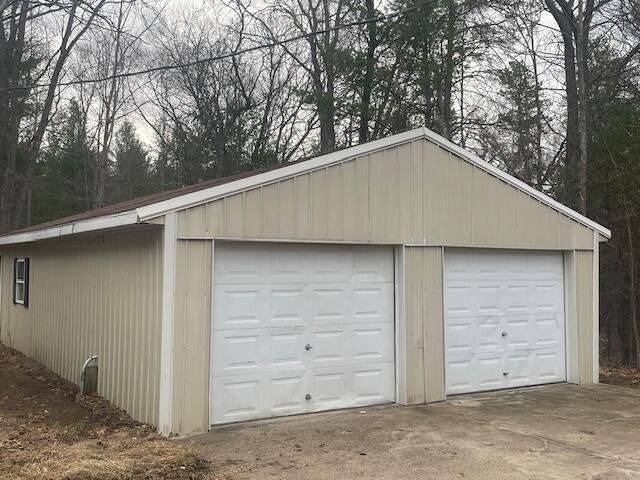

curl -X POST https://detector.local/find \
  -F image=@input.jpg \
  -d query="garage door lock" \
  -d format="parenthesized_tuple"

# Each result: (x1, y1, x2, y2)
(503, 372, 509, 376)
(305, 393, 312, 400)
(305, 344, 313, 350)
(501, 331, 508, 337)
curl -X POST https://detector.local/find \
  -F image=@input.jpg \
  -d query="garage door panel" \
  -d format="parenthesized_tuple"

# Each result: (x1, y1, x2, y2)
(211, 374, 263, 424)
(213, 285, 266, 330)
(212, 242, 395, 424)
(212, 327, 307, 377)
(307, 327, 347, 367)
(214, 244, 267, 284)
(352, 284, 394, 322)
(311, 286, 348, 323)
(446, 353, 506, 394)
(307, 322, 394, 368)
(532, 282, 564, 313)
(444, 249, 566, 395)
(308, 362, 395, 411)
(270, 286, 307, 326)
(504, 351, 534, 387)
(445, 316, 501, 356)
(533, 348, 565, 383)
(352, 363, 395, 405)
(443, 284, 474, 317)
(268, 372, 308, 415)
(532, 314, 564, 349)
(269, 247, 309, 283)
(353, 322, 394, 362)
(352, 248, 394, 283)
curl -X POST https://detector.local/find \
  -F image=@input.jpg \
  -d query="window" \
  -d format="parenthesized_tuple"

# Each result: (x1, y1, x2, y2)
(13, 258, 29, 307)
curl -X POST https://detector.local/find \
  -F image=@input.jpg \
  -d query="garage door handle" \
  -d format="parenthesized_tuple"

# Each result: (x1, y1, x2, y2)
(501, 331, 508, 337)
(305, 393, 312, 400)
(305, 344, 313, 350)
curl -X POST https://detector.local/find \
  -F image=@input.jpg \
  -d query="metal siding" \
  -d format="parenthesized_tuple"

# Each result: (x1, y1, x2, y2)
(0, 229, 163, 426)
(576, 250, 595, 383)
(175, 139, 595, 248)
(172, 239, 212, 434)
(403, 247, 445, 404)
(168, 137, 600, 432)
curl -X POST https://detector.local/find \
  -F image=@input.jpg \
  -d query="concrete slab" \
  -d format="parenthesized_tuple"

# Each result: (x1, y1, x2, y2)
(186, 384, 640, 479)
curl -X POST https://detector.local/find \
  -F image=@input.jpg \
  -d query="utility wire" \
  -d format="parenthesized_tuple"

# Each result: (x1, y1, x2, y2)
(3, 0, 437, 92)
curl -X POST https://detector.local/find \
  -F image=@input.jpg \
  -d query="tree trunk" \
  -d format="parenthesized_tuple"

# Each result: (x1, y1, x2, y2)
(575, 0, 588, 214)
(358, 0, 377, 144)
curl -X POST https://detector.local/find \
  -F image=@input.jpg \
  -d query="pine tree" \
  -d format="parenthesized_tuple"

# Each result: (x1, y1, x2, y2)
(111, 121, 151, 202)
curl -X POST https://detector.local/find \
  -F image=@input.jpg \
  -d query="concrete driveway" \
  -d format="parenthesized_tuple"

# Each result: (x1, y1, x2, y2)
(186, 384, 640, 479)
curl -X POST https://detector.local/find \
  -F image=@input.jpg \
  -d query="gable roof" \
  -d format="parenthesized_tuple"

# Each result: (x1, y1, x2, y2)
(0, 127, 611, 246)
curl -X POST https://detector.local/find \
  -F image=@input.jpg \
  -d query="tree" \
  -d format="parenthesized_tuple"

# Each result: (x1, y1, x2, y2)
(0, 0, 110, 232)
(478, 60, 556, 189)
(544, 0, 640, 214)
(110, 120, 151, 202)
(32, 100, 97, 223)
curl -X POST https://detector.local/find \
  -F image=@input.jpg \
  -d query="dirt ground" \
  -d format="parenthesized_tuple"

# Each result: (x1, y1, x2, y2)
(601, 366, 640, 390)
(189, 383, 640, 480)
(3, 342, 640, 480)
(0, 343, 220, 480)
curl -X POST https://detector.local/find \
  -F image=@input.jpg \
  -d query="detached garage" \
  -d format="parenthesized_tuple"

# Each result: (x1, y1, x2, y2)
(0, 127, 610, 435)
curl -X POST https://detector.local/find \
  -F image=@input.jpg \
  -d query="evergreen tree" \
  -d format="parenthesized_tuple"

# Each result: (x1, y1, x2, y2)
(31, 101, 97, 224)
(111, 121, 152, 202)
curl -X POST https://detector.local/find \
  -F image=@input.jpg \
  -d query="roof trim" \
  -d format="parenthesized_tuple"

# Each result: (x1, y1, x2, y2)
(0, 126, 611, 246)
(0, 211, 139, 246)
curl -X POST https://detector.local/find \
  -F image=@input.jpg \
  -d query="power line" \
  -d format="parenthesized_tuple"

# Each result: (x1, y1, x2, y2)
(3, 0, 437, 92)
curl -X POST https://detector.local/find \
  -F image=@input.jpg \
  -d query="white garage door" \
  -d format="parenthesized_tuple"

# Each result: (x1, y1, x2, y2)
(211, 242, 395, 424)
(444, 249, 566, 395)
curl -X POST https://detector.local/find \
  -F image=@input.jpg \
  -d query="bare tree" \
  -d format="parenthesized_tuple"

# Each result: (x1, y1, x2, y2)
(0, 0, 110, 231)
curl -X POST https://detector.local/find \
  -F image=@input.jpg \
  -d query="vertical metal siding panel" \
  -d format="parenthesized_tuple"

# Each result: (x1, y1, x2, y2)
(342, 160, 358, 240)
(224, 194, 244, 237)
(171, 239, 212, 434)
(398, 141, 425, 243)
(207, 200, 225, 237)
(422, 247, 445, 402)
(576, 250, 594, 383)
(471, 169, 495, 245)
(294, 174, 310, 239)
(354, 156, 370, 241)
(177, 211, 189, 237)
(495, 183, 518, 246)
(172, 240, 188, 433)
(244, 189, 262, 237)
(278, 178, 296, 238)
(310, 170, 329, 239)
(384, 147, 400, 242)
(261, 184, 279, 238)
(326, 164, 344, 239)
(188, 204, 208, 237)
(368, 151, 387, 241)
(0, 230, 162, 426)
(403, 248, 426, 404)
(396, 144, 413, 242)
(423, 142, 443, 244)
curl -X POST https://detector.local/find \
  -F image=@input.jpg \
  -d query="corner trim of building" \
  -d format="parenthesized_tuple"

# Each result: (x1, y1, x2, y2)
(394, 245, 408, 405)
(592, 231, 600, 383)
(158, 213, 177, 435)
(564, 251, 579, 384)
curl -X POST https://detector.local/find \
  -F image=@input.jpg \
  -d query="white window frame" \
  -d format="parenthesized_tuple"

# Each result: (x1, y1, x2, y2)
(14, 258, 27, 305)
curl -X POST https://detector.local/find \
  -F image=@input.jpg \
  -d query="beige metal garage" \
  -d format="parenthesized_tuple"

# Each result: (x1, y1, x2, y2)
(0, 127, 610, 436)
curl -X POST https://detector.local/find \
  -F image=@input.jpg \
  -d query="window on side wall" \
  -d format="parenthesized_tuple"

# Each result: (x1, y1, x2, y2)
(13, 258, 29, 307)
